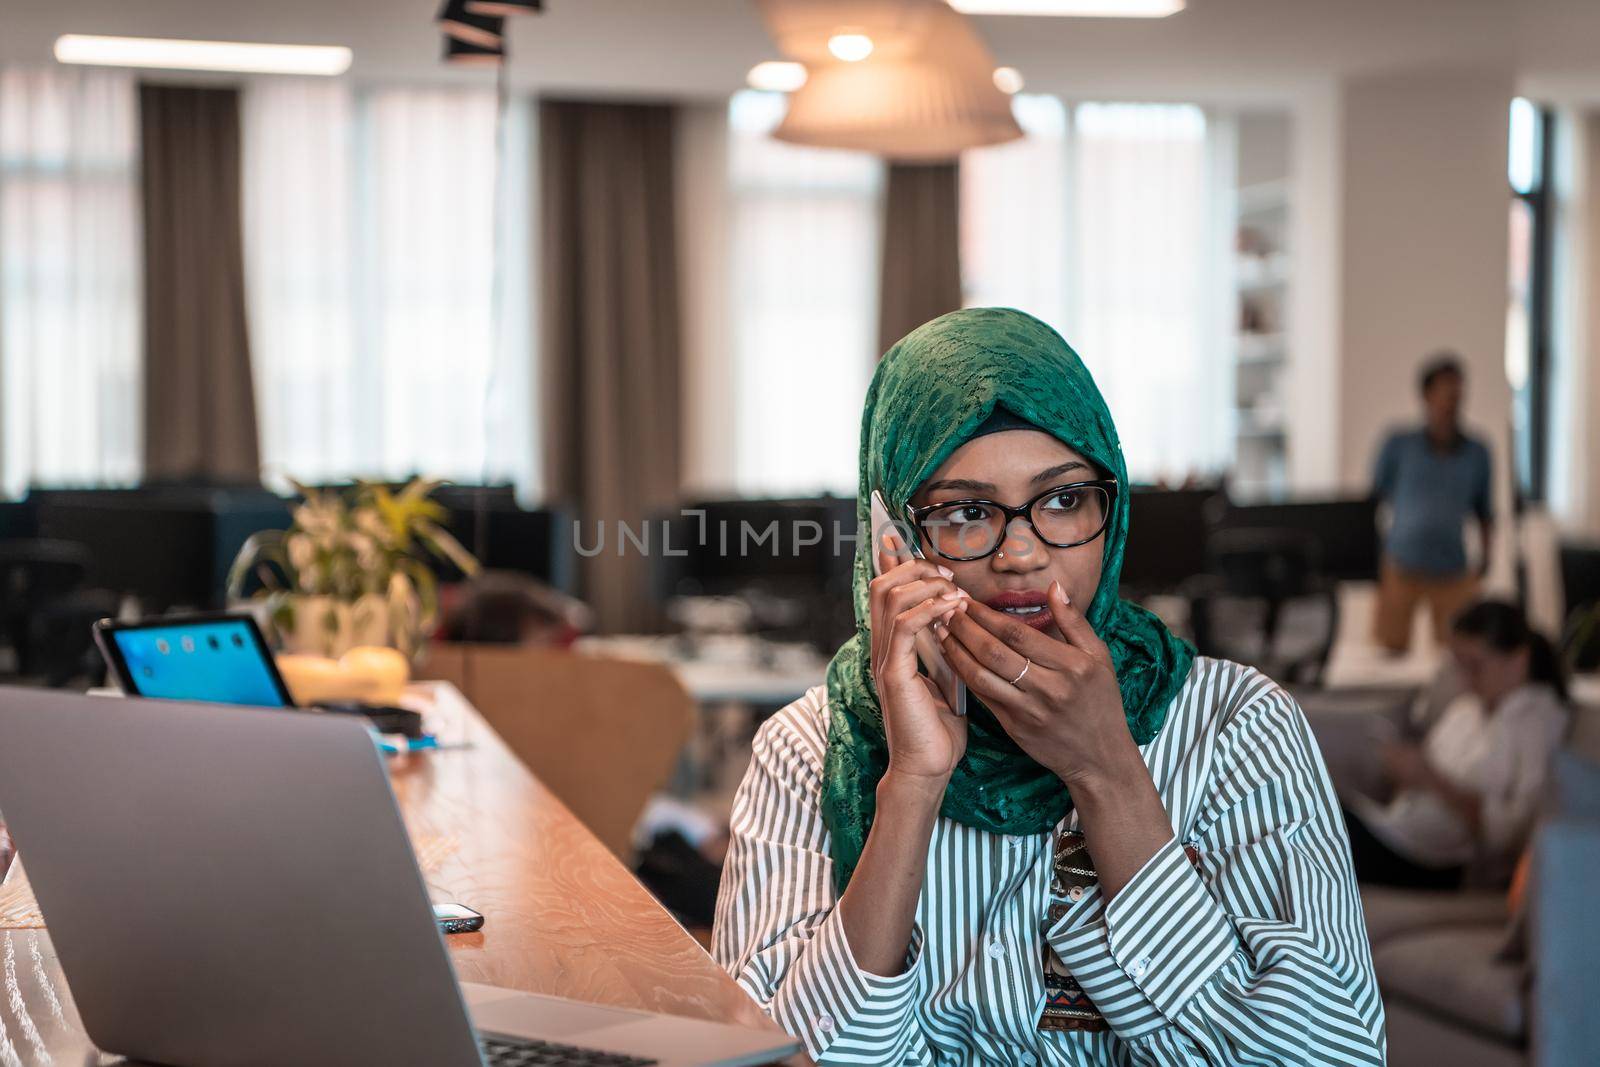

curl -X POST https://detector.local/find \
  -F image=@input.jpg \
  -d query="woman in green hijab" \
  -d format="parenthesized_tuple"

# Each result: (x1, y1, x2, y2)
(712, 309, 1383, 1066)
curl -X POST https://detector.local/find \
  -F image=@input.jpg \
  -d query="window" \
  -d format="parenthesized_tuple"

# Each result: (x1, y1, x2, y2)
(242, 80, 536, 494)
(960, 95, 1071, 333)
(726, 90, 883, 496)
(0, 68, 141, 497)
(962, 98, 1228, 485)
(1505, 96, 1552, 504)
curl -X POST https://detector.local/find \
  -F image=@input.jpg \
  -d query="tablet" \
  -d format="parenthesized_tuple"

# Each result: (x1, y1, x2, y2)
(93, 613, 294, 709)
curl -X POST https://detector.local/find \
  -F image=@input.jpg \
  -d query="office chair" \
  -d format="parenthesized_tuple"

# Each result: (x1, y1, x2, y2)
(416, 643, 695, 860)
(0, 539, 113, 683)
(1187, 527, 1340, 687)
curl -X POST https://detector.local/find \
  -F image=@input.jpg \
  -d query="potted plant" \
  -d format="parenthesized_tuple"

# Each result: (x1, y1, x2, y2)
(228, 478, 479, 659)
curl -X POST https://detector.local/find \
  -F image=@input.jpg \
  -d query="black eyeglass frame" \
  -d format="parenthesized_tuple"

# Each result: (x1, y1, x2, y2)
(904, 479, 1120, 562)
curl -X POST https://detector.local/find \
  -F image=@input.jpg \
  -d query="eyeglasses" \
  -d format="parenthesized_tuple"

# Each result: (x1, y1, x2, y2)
(905, 479, 1118, 562)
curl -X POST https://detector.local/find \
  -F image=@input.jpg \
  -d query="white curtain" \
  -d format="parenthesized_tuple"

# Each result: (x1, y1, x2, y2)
(963, 98, 1229, 485)
(243, 80, 536, 495)
(961, 94, 1072, 332)
(0, 67, 141, 497)
(726, 90, 882, 497)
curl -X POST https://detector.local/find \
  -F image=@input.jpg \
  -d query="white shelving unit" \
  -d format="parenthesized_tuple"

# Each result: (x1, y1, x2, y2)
(1230, 116, 1293, 501)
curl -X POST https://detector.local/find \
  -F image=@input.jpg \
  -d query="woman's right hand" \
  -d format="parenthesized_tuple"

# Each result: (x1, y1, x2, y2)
(869, 533, 970, 790)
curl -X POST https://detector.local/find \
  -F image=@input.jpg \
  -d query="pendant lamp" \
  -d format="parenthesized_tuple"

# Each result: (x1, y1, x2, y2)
(759, 0, 1021, 160)
(437, 0, 505, 48)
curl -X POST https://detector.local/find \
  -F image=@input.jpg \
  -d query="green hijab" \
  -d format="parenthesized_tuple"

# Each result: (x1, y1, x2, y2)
(821, 307, 1195, 891)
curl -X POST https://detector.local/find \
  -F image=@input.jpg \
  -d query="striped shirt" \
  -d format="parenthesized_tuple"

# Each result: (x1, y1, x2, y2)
(712, 657, 1386, 1065)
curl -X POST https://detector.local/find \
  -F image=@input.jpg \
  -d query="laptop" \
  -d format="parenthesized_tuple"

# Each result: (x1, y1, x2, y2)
(0, 687, 798, 1067)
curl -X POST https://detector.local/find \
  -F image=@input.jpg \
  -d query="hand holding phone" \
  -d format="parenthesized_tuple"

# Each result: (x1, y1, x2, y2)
(869, 491, 968, 719)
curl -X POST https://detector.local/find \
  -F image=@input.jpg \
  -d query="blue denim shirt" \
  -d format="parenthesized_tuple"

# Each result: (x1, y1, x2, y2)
(1372, 427, 1492, 576)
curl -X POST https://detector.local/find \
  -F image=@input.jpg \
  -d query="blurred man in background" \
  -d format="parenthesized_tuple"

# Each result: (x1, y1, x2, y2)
(1371, 352, 1494, 653)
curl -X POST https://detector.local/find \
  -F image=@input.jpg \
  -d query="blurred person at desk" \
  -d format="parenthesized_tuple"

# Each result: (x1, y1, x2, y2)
(435, 570, 592, 647)
(1343, 599, 1569, 889)
(713, 309, 1383, 1066)
(1371, 352, 1494, 654)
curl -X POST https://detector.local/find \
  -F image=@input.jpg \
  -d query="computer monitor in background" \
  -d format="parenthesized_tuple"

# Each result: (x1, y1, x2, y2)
(32, 492, 217, 612)
(1119, 488, 1220, 596)
(435, 498, 575, 595)
(1210, 497, 1380, 582)
(27, 487, 294, 613)
(653, 496, 857, 651)
(1561, 541, 1600, 617)
(290, 483, 575, 595)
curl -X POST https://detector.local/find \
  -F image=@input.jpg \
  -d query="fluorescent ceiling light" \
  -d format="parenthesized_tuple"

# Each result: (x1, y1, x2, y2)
(748, 60, 808, 93)
(948, 1, 1184, 16)
(54, 34, 353, 76)
(827, 33, 875, 62)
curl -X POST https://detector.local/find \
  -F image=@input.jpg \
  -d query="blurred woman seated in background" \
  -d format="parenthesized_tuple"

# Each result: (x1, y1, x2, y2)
(1343, 599, 1570, 888)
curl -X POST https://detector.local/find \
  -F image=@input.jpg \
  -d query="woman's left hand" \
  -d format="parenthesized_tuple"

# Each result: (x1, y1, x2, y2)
(939, 581, 1140, 789)
(1381, 742, 1433, 791)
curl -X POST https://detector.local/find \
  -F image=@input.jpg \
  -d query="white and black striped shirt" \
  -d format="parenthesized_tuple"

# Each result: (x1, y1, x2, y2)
(712, 657, 1386, 1065)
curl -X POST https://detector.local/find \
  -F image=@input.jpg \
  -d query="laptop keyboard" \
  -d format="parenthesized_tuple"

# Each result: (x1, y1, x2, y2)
(481, 1033, 658, 1066)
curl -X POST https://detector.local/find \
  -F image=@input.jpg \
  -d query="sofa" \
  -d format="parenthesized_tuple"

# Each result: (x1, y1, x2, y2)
(1300, 685, 1600, 1067)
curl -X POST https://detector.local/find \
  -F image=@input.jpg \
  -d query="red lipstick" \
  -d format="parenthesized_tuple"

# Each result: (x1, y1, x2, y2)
(984, 589, 1054, 632)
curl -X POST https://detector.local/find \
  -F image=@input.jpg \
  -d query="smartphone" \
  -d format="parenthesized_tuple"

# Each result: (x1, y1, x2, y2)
(869, 491, 968, 716)
(433, 902, 485, 934)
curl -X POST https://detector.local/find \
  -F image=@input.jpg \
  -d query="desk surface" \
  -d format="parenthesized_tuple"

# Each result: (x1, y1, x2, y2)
(0, 682, 779, 1062)
(576, 635, 827, 707)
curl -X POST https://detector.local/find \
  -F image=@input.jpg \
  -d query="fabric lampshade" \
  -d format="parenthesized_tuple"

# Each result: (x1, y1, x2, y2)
(776, 58, 1021, 161)
(758, 0, 938, 64)
(437, 0, 505, 48)
(760, 0, 1022, 161)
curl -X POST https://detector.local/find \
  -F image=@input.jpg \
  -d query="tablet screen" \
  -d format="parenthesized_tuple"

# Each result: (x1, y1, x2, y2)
(112, 618, 290, 708)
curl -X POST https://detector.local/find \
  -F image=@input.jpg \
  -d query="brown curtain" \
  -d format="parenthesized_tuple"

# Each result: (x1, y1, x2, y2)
(539, 100, 682, 633)
(878, 161, 963, 355)
(139, 83, 261, 483)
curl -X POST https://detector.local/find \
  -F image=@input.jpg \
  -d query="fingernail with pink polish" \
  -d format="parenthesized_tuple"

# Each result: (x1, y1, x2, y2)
(937, 565, 954, 579)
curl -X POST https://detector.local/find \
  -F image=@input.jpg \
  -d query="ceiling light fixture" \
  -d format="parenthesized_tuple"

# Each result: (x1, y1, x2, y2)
(827, 32, 875, 62)
(747, 60, 809, 92)
(766, 0, 1022, 161)
(53, 34, 353, 75)
(992, 66, 1024, 93)
(948, 0, 1184, 16)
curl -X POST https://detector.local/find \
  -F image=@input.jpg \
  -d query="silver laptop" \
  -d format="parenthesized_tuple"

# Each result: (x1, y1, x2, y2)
(0, 687, 797, 1067)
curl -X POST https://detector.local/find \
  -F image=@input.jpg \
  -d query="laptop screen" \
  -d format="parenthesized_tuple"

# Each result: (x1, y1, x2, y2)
(110, 618, 290, 708)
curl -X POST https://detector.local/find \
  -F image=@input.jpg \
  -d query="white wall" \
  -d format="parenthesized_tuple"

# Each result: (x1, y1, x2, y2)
(1335, 66, 1518, 578)
(674, 102, 736, 496)
(1549, 111, 1600, 533)
(1285, 80, 1344, 495)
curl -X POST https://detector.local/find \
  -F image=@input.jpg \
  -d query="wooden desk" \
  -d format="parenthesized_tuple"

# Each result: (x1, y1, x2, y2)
(0, 682, 782, 1063)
